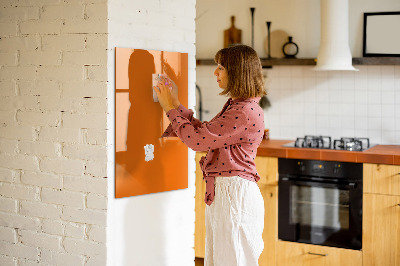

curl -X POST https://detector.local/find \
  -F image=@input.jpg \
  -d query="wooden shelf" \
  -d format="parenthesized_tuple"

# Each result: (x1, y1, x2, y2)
(196, 57, 400, 67)
(352, 57, 400, 65)
(195, 58, 315, 68)
(196, 59, 216, 65)
(260, 58, 316, 66)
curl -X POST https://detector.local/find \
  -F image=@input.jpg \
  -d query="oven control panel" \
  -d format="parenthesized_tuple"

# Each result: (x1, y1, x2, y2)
(280, 158, 362, 180)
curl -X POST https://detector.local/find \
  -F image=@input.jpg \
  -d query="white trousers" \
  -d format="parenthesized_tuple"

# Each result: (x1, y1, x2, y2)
(205, 176, 265, 266)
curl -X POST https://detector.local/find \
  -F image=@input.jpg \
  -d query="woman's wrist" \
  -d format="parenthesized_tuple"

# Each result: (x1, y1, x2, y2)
(173, 101, 181, 109)
(165, 104, 176, 113)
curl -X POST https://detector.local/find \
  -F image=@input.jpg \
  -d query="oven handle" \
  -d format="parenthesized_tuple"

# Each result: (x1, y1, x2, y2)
(280, 177, 357, 189)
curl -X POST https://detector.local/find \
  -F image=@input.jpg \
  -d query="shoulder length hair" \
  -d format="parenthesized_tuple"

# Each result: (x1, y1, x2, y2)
(214, 44, 267, 99)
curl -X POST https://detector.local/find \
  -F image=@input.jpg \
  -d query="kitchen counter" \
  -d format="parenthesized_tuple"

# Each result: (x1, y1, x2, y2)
(195, 140, 400, 263)
(256, 139, 400, 165)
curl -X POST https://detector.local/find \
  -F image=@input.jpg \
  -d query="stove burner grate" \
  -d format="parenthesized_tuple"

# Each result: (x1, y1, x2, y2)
(288, 136, 371, 151)
(333, 137, 370, 151)
(295, 135, 332, 149)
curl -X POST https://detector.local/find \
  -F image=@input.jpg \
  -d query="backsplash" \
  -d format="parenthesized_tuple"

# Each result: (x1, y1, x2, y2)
(196, 65, 400, 145)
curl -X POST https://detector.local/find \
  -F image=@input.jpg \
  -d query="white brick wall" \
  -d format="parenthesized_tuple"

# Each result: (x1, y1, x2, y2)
(40, 249, 85, 266)
(64, 222, 85, 239)
(1, 0, 198, 264)
(0, 226, 17, 243)
(0, 0, 108, 265)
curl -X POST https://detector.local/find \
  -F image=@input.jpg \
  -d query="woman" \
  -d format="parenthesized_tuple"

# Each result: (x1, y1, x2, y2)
(153, 44, 267, 266)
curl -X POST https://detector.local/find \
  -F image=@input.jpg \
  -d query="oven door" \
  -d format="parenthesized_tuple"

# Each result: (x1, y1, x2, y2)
(278, 176, 362, 250)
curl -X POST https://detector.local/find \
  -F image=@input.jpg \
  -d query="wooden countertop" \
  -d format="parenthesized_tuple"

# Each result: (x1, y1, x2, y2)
(256, 139, 400, 165)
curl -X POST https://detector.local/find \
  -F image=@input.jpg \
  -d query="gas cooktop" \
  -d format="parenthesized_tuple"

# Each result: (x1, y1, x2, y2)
(282, 135, 375, 151)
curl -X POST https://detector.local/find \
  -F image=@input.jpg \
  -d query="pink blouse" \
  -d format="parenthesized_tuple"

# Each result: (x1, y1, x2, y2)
(161, 97, 264, 205)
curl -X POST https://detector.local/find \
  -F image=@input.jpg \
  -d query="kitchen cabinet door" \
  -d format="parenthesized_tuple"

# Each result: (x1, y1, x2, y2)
(364, 164, 400, 196)
(195, 152, 207, 258)
(255, 156, 278, 186)
(259, 185, 278, 266)
(276, 241, 362, 266)
(363, 193, 400, 266)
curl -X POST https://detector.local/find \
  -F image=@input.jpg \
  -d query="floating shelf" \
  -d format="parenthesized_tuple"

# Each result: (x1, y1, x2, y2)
(260, 58, 316, 66)
(196, 57, 400, 67)
(352, 57, 400, 65)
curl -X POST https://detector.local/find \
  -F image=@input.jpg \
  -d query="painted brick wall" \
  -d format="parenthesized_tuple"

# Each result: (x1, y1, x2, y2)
(107, 0, 197, 265)
(0, 1, 108, 265)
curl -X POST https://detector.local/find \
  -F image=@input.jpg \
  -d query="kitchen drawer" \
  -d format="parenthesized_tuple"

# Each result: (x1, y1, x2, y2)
(276, 240, 362, 266)
(364, 164, 400, 196)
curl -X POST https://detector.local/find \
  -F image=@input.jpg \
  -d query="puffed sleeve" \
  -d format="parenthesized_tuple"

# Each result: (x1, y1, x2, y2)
(165, 106, 249, 152)
(161, 104, 202, 138)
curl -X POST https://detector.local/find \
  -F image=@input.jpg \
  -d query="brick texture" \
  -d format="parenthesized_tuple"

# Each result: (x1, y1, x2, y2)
(40, 249, 85, 266)
(64, 222, 85, 239)
(19, 229, 62, 251)
(0, 1, 108, 264)
(0, 226, 17, 243)
(0, 0, 197, 264)
(42, 219, 64, 236)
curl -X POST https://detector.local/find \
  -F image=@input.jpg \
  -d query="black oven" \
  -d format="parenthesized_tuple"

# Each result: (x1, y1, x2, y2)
(278, 158, 363, 250)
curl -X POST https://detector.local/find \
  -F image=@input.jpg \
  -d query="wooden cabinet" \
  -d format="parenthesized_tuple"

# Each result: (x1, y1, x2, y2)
(255, 156, 278, 186)
(363, 163, 400, 266)
(256, 156, 279, 265)
(259, 184, 278, 266)
(364, 163, 400, 196)
(195, 152, 207, 258)
(363, 193, 400, 266)
(195, 158, 400, 265)
(276, 241, 362, 266)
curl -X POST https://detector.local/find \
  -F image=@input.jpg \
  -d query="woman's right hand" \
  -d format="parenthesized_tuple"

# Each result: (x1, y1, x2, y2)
(160, 76, 180, 108)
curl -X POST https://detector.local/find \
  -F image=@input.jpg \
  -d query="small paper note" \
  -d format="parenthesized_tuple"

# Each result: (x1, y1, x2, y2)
(144, 144, 154, 162)
(152, 74, 162, 102)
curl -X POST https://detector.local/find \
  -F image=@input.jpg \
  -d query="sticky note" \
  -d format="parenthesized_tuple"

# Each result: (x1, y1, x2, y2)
(144, 144, 154, 162)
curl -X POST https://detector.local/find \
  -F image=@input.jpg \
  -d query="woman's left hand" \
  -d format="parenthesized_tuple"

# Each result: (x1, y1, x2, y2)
(153, 77, 175, 113)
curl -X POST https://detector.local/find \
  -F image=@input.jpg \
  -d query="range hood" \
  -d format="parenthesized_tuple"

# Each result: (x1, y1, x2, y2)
(314, 0, 358, 71)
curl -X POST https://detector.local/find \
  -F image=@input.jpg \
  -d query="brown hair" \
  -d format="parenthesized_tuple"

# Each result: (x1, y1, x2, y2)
(214, 44, 267, 99)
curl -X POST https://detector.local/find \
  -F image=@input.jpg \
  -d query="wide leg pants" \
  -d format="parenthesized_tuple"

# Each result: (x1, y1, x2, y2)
(205, 176, 265, 266)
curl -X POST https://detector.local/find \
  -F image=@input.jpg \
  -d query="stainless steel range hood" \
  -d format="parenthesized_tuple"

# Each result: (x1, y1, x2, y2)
(314, 0, 358, 71)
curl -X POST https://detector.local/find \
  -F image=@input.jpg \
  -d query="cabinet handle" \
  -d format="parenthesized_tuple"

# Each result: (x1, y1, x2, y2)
(307, 252, 328, 256)
(397, 204, 400, 207)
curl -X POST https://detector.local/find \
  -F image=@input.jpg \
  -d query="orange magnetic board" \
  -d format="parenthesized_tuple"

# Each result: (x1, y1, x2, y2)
(115, 47, 188, 198)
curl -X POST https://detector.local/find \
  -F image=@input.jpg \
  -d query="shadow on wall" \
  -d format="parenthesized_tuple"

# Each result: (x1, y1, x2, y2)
(119, 50, 167, 264)
(115, 49, 166, 198)
(115, 48, 188, 199)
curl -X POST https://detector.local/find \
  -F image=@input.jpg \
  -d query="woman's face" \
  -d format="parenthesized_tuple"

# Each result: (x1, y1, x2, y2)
(214, 64, 228, 89)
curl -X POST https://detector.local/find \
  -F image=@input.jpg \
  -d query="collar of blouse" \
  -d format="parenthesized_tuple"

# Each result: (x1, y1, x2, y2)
(228, 97, 261, 105)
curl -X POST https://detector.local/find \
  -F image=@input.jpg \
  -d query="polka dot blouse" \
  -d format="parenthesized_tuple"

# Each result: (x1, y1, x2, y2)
(162, 97, 265, 206)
